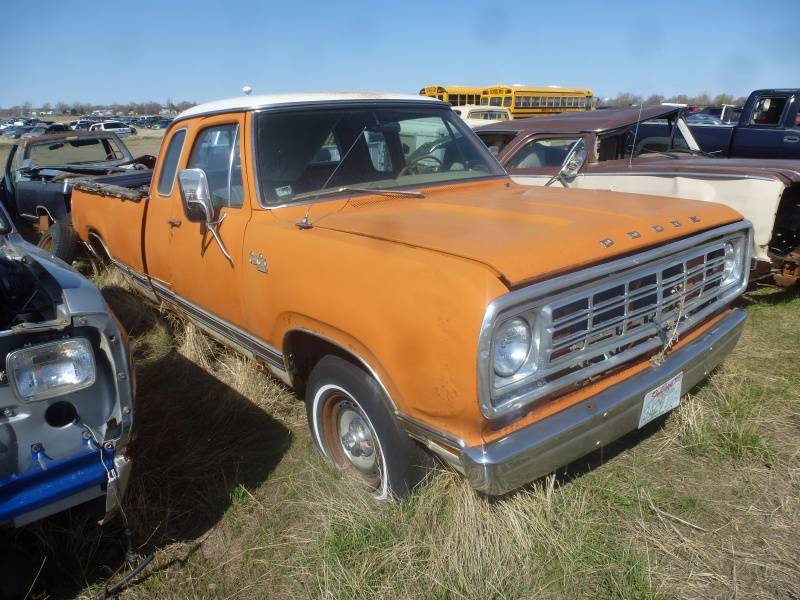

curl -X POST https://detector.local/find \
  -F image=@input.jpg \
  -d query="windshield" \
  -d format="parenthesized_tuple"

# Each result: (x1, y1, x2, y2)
(25, 137, 126, 167)
(254, 105, 504, 204)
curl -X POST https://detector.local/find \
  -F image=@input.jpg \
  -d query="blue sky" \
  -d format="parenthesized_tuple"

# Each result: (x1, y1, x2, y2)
(3, 0, 794, 106)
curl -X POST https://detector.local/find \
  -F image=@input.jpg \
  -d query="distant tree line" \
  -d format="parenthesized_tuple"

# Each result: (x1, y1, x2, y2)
(0, 99, 197, 117)
(603, 92, 749, 107)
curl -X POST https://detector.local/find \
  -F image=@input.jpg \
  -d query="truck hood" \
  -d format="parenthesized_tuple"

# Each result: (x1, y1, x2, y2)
(599, 156, 800, 185)
(316, 180, 743, 287)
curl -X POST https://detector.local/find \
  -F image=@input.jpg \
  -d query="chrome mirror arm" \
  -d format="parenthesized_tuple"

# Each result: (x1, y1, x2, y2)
(205, 213, 234, 266)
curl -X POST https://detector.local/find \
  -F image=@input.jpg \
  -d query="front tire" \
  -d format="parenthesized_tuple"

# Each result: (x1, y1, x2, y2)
(305, 355, 430, 499)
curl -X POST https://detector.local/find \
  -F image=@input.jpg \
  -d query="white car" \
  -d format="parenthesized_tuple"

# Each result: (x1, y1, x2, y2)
(89, 120, 136, 136)
(453, 105, 511, 129)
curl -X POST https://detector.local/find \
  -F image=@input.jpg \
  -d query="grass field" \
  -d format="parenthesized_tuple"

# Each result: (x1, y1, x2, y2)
(6, 277, 798, 599)
(2, 134, 799, 599)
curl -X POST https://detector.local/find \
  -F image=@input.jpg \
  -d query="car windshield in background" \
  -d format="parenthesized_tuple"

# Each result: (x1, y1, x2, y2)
(254, 105, 503, 204)
(623, 117, 691, 157)
(26, 137, 125, 167)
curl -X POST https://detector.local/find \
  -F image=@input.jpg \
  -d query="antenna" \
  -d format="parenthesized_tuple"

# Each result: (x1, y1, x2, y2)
(242, 85, 253, 96)
(296, 125, 368, 230)
(629, 103, 644, 168)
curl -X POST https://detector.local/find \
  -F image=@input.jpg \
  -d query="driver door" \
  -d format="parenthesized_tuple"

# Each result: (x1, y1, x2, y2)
(168, 113, 251, 330)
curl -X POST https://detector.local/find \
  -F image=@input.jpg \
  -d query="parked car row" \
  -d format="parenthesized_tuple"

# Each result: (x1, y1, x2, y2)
(0, 88, 794, 531)
(0, 119, 71, 139)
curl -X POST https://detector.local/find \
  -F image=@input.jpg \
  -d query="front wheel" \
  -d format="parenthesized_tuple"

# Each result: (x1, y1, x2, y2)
(305, 355, 430, 499)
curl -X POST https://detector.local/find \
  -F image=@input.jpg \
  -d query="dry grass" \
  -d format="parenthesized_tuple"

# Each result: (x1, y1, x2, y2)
(7, 274, 800, 600)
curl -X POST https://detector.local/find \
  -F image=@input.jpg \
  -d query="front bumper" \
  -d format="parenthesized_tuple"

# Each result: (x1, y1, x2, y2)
(461, 308, 747, 495)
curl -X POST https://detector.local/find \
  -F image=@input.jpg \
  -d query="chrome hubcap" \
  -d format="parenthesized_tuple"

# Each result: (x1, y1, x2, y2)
(337, 402, 378, 476)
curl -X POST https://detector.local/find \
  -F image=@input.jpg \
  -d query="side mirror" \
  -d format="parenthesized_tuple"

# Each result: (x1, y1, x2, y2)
(178, 168, 213, 222)
(545, 139, 588, 187)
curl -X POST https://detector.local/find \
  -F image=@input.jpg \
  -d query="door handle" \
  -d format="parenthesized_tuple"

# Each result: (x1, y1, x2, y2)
(783, 136, 799, 143)
(167, 218, 182, 227)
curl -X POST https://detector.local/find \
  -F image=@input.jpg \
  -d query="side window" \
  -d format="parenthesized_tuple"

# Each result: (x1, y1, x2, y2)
(750, 96, 788, 126)
(188, 124, 243, 208)
(507, 137, 580, 170)
(157, 129, 186, 196)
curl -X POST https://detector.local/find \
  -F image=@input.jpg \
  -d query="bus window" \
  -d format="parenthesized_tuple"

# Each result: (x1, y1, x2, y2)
(503, 97, 511, 107)
(480, 97, 489, 105)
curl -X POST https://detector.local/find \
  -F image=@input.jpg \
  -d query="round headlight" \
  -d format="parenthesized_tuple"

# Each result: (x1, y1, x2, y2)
(723, 240, 743, 284)
(493, 317, 531, 377)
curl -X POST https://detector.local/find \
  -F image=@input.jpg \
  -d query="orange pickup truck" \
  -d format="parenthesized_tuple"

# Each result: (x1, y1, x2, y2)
(71, 93, 752, 497)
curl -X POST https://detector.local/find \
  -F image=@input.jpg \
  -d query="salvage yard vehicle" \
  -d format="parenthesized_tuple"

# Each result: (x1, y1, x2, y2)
(688, 89, 800, 159)
(476, 105, 800, 285)
(0, 206, 133, 527)
(0, 131, 156, 263)
(453, 105, 511, 129)
(89, 120, 136, 137)
(71, 93, 751, 498)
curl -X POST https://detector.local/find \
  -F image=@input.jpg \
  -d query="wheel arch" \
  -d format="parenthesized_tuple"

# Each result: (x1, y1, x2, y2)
(85, 229, 114, 263)
(282, 326, 401, 413)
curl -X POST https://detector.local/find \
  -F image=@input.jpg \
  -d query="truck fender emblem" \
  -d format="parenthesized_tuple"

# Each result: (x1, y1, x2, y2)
(249, 251, 268, 273)
(599, 238, 614, 248)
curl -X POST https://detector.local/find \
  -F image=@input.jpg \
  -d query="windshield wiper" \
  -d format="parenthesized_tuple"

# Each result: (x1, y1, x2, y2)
(293, 186, 424, 201)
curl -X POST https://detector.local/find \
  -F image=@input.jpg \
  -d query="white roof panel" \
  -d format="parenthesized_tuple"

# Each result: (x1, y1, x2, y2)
(178, 92, 441, 120)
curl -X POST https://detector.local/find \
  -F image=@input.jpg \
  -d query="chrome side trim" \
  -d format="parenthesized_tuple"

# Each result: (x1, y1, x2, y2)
(477, 220, 752, 420)
(463, 308, 747, 495)
(395, 412, 465, 450)
(149, 280, 285, 370)
(577, 171, 786, 183)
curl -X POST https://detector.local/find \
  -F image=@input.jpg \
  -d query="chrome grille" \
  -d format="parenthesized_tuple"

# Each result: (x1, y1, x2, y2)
(479, 222, 752, 420)
(545, 243, 727, 371)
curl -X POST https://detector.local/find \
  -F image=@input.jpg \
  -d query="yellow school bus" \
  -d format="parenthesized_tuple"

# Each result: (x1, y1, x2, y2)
(481, 86, 595, 118)
(418, 86, 484, 106)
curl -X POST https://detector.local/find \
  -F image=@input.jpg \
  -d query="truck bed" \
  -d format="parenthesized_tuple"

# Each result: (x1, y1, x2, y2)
(72, 170, 152, 202)
(71, 171, 151, 273)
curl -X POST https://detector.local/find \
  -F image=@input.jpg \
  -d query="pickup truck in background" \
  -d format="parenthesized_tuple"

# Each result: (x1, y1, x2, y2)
(689, 89, 800, 159)
(0, 204, 133, 528)
(0, 131, 155, 262)
(71, 93, 751, 498)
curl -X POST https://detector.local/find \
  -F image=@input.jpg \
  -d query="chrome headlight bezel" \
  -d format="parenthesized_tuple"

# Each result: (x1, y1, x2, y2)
(6, 338, 96, 403)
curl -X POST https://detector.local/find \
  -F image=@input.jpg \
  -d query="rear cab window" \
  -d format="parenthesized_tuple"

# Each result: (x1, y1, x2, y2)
(157, 129, 187, 196)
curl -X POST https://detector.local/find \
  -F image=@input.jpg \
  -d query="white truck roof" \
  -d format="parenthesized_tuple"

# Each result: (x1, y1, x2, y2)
(178, 93, 441, 120)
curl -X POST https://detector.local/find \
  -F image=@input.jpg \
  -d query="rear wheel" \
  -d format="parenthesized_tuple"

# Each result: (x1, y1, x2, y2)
(306, 355, 430, 499)
(38, 220, 78, 263)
